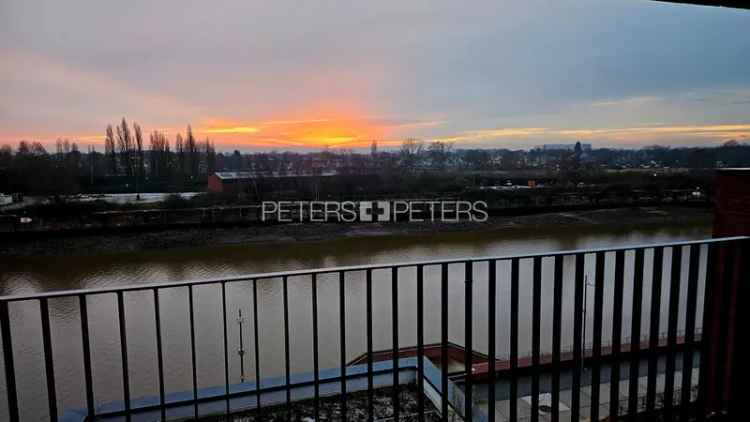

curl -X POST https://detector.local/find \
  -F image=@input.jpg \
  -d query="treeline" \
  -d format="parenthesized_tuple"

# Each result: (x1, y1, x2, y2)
(0, 140, 83, 194)
(212, 139, 750, 175)
(3, 126, 750, 196)
(103, 118, 216, 181)
(0, 118, 217, 195)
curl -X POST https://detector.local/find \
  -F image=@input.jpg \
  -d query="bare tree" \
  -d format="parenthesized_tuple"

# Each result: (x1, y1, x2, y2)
(17, 141, 31, 155)
(0, 144, 12, 170)
(185, 125, 199, 178)
(105, 124, 117, 175)
(133, 123, 146, 197)
(134, 123, 145, 181)
(116, 118, 134, 177)
(427, 141, 453, 169)
(55, 138, 64, 161)
(149, 131, 170, 179)
(31, 142, 47, 156)
(175, 133, 185, 179)
(205, 138, 216, 174)
(400, 138, 424, 170)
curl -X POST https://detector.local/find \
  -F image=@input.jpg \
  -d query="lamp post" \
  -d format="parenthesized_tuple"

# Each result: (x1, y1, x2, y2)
(582, 274, 595, 375)
(237, 309, 246, 383)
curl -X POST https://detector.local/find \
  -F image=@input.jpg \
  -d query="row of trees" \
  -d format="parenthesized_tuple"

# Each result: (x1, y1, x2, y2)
(104, 118, 217, 181)
(0, 118, 219, 195)
(0, 140, 84, 194)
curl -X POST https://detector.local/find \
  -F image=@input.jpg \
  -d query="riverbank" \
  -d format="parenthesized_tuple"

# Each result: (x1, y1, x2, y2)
(0, 206, 711, 257)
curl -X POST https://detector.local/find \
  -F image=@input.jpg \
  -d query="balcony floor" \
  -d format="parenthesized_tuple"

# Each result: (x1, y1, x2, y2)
(478, 367, 699, 422)
(196, 385, 446, 422)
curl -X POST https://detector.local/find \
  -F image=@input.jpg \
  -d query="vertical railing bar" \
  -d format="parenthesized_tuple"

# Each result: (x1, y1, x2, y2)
(464, 261, 473, 422)
(0, 300, 19, 422)
(571, 253, 585, 422)
(664, 246, 683, 418)
(339, 271, 348, 422)
(252, 279, 262, 415)
(509, 258, 519, 422)
(153, 288, 166, 422)
(727, 239, 749, 417)
(40, 298, 58, 422)
(440, 263, 448, 422)
(366, 269, 374, 421)
(712, 242, 732, 413)
(79, 294, 95, 419)
(627, 248, 645, 420)
(551, 255, 564, 422)
(680, 244, 701, 420)
(312, 273, 320, 421)
(646, 247, 664, 414)
(221, 282, 230, 416)
(609, 250, 625, 420)
(188, 285, 198, 418)
(488, 260, 497, 422)
(283, 276, 291, 421)
(391, 267, 399, 422)
(417, 265, 425, 422)
(531, 256, 542, 422)
(116, 291, 131, 416)
(590, 251, 606, 422)
(697, 242, 718, 417)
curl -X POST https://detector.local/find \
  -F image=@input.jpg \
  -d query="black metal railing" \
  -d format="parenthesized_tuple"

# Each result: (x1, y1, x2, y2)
(1, 236, 747, 421)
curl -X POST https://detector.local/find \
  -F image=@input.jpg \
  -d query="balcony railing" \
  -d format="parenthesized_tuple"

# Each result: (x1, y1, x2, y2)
(1, 236, 747, 421)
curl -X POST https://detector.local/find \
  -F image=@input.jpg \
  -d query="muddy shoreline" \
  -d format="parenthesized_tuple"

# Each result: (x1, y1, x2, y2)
(0, 206, 712, 257)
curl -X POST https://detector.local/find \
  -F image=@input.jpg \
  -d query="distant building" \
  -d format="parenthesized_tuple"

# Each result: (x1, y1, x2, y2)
(208, 171, 338, 194)
(542, 143, 592, 151)
(207, 171, 380, 199)
(208, 172, 253, 193)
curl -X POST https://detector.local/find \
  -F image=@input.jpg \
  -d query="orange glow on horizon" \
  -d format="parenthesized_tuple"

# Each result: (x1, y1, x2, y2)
(4, 120, 749, 150)
(193, 106, 392, 148)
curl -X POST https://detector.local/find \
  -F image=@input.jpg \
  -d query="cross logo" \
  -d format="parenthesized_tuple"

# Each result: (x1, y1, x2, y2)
(359, 201, 391, 222)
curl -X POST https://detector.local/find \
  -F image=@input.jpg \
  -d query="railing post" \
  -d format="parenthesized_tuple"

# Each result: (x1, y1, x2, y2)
(0, 301, 19, 422)
(703, 168, 750, 418)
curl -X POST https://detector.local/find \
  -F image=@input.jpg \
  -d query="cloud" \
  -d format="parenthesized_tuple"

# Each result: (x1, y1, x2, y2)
(554, 124, 750, 143)
(1, 50, 200, 124)
(430, 124, 750, 147)
(434, 128, 549, 143)
(590, 97, 661, 108)
(200, 126, 260, 135)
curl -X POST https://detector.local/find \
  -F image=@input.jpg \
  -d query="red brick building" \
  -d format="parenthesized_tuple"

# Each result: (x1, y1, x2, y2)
(207, 172, 256, 194)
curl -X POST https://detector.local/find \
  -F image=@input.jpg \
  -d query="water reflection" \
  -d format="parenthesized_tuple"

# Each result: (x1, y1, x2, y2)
(1, 225, 709, 295)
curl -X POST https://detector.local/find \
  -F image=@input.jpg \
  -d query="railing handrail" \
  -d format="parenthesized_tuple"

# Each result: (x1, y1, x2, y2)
(2, 235, 746, 302)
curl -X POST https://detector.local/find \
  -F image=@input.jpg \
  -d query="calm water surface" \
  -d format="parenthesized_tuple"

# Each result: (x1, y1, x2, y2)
(0, 224, 712, 420)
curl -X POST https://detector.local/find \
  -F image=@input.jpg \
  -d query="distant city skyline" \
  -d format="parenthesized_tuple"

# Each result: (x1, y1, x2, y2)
(1, 0, 749, 151)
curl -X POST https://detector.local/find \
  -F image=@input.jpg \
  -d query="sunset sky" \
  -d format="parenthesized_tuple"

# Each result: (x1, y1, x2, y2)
(1, 0, 749, 151)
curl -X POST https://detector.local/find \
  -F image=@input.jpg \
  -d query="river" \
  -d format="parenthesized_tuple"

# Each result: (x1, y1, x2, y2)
(0, 223, 712, 420)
